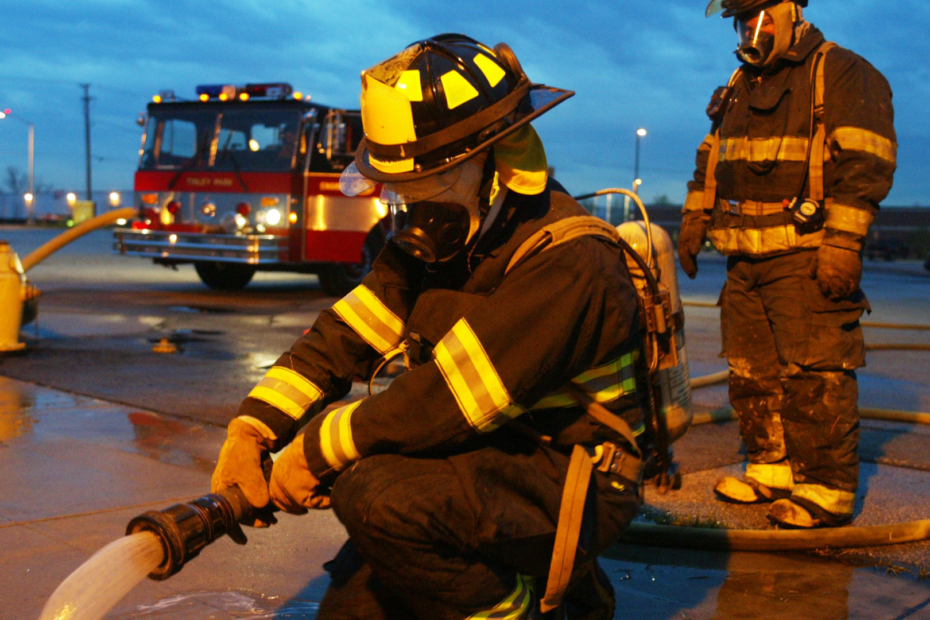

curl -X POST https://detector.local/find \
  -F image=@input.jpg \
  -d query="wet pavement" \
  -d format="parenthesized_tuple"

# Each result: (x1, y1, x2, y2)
(1, 227, 930, 618)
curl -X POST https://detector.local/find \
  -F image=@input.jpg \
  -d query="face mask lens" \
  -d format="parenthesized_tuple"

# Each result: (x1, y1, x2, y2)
(339, 162, 377, 197)
(737, 10, 775, 65)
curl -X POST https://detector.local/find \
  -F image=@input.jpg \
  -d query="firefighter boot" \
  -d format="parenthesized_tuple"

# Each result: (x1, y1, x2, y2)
(714, 461, 794, 504)
(768, 484, 855, 529)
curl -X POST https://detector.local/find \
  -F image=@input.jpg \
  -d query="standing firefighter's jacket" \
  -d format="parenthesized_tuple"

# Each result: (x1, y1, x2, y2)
(685, 28, 896, 256)
(237, 182, 643, 485)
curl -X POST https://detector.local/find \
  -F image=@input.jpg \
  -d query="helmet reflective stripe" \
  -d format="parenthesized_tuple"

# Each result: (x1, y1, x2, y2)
(440, 70, 479, 109)
(394, 70, 423, 102)
(474, 53, 506, 87)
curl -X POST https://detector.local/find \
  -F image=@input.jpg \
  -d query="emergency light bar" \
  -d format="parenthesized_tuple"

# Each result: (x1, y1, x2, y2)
(193, 83, 295, 101)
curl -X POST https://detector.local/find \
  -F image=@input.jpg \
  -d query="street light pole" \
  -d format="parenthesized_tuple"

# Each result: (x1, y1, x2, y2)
(0, 109, 36, 224)
(634, 128, 647, 195)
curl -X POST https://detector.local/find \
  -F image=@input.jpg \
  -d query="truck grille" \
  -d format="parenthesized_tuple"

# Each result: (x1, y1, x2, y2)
(113, 229, 289, 264)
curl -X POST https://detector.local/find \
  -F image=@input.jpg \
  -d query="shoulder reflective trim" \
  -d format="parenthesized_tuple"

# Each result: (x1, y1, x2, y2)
(467, 573, 534, 620)
(440, 70, 480, 110)
(531, 352, 638, 411)
(319, 401, 362, 472)
(830, 126, 897, 165)
(683, 190, 706, 213)
(474, 53, 506, 87)
(719, 136, 809, 163)
(248, 366, 323, 421)
(825, 203, 874, 237)
(746, 462, 795, 491)
(792, 483, 855, 517)
(395, 70, 424, 102)
(434, 318, 523, 433)
(333, 285, 406, 355)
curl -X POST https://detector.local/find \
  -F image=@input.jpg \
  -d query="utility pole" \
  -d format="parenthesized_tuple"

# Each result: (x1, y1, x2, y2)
(80, 83, 93, 212)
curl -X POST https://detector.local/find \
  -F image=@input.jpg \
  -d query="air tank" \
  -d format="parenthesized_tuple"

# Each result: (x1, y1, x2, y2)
(616, 222, 693, 443)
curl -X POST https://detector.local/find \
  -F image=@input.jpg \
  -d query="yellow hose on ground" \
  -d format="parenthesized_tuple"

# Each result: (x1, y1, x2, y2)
(690, 370, 729, 389)
(622, 519, 930, 551)
(20, 207, 137, 272)
(691, 407, 930, 426)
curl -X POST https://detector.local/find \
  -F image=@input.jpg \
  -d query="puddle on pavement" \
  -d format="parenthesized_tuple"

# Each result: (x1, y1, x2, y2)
(604, 546, 930, 620)
(114, 591, 319, 618)
(0, 377, 222, 472)
(169, 305, 236, 315)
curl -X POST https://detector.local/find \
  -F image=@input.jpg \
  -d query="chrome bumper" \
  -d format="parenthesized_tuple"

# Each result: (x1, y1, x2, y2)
(113, 229, 290, 264)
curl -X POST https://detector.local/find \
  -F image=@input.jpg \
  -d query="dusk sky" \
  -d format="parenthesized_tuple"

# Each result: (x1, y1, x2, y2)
(0, 0, 926, 205)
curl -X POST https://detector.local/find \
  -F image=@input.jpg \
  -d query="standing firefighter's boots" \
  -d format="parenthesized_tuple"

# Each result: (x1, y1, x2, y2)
(768, 485, 855, 528)
(714, 461, 794, 504)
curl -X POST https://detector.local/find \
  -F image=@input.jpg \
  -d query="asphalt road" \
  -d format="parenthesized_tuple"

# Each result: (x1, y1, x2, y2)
(2, 226, 930, 619)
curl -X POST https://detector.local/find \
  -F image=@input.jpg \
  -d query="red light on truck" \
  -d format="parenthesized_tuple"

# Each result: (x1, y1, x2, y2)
(236, 202, 251, 216)
(166, 200, 181, 215)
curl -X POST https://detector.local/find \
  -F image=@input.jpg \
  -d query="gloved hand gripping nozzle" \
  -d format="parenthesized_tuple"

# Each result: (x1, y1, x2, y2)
(126, 455, 275, 581)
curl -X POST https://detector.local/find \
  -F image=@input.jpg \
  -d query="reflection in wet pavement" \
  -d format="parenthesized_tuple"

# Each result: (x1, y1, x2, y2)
(0, 376, 224, 473)
(117, 591, 319, 619)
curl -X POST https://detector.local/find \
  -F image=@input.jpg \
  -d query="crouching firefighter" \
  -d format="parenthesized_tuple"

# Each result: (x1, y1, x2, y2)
(680, 0, 896, 527)
(211, 34, 658, 619)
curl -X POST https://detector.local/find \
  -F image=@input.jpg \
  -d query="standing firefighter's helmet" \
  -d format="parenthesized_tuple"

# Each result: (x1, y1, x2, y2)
(352, 33, 573, 183)
(706, 0, 807, 18)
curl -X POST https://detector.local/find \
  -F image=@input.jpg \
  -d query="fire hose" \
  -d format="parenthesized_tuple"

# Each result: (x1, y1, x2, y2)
(19, 207, 137, 272)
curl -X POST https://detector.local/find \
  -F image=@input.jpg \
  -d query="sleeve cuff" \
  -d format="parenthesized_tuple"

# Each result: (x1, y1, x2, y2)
(302, 400, 366, 483)
(825, 203, 875, 238)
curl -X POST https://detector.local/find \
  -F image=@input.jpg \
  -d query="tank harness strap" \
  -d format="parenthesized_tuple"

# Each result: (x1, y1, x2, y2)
(505, 215, 620, 275)
(540, 390, 644, 613)
(702, 67, 742, 212)
(540, 444, 593, 614)
(809, 42, 837, 202)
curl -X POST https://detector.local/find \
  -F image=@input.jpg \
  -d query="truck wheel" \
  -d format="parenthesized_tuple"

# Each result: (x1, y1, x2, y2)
(318, 230, 384, 297)
(194, 262, 256, 290)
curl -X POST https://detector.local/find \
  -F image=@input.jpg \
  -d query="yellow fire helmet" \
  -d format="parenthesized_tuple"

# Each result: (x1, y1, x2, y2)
(706, 0, 807, 18)
(352, 33, 574, 183)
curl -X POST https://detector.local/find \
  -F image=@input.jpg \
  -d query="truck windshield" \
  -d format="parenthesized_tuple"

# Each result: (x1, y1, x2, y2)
(139, 107, 302, 172)
(214, 109, 301, 172)
(140, 111, 218, 171)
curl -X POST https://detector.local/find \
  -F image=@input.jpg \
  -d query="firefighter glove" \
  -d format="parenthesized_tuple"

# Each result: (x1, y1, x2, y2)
(270, 433, 331, 514)
(212, 416, 277, 527)
(678, 212, 709, 279)
(809, 244, 862, 301)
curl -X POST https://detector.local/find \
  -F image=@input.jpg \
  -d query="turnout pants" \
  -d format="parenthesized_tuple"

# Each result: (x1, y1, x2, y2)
(721, 250, 867, 516)
(316, 436, 640, 620)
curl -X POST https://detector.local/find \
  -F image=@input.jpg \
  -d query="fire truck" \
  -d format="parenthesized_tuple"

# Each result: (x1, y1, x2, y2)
(113, 82, 387, 296)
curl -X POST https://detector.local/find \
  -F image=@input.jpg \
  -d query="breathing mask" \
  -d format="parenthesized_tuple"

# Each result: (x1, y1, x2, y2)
(348, 152, 488, 263)
(736, 2, 799, 67)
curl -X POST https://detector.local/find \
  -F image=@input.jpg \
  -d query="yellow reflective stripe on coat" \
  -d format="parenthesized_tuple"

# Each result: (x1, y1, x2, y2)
(467, 573, 534, 620)
(248, 366, 323, 420)
(793, 483, 855, 516)
(719, 136, 809, 163)
(825, 203, 875, 237)
(333, 285, 406, 355)
(532, 352, 638, 411)
(830, 127, 897, 165)
(319, 401, 362, 472)
(434, 318, 523, 433)
(746, 462, 795, 491)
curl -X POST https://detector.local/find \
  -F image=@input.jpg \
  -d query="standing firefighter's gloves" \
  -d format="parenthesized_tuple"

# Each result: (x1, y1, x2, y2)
(678, 211, 710, 279)
(212, 416, 278, 527)
(270, 433, 331, 514)
(809, 244, 862, 300)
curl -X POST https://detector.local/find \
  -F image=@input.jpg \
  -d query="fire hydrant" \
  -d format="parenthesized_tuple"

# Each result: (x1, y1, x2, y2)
(0, 240, 31, 352)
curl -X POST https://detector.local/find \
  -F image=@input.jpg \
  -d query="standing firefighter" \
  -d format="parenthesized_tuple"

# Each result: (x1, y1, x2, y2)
(679, 0, 896, 527)
(212, 34, 648, 618)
